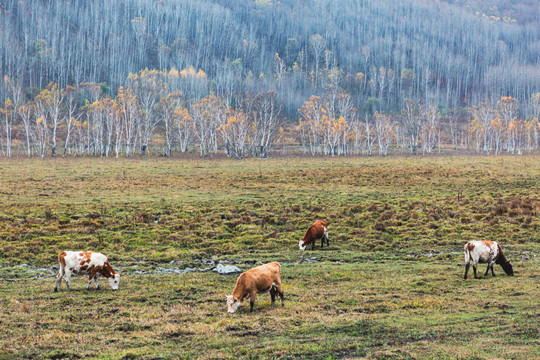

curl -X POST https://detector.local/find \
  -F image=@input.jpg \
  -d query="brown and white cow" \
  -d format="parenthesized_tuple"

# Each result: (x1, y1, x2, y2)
(226, 261, 284, 313)
(464, 241, 514, 279)
(299, 219, 329, 251)
(54, 251, 120, 291)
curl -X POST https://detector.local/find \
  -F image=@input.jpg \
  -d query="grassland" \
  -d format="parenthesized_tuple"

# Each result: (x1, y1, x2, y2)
(0, 155, 538, 359)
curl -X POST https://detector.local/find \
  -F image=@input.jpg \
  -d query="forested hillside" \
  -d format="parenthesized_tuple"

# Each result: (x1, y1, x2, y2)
(0, 0, 539, 157)
(2, 0, 539, 112)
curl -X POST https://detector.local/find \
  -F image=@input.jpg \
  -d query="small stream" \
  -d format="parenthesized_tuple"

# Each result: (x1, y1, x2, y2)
(0, 251, 536, 282)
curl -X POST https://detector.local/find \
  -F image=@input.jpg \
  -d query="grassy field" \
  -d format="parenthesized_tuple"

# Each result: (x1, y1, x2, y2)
(0, 155, 538, 359)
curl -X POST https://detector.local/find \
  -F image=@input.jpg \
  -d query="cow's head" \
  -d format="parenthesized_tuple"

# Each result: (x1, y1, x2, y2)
(226, 295, 241, 313)
(298, 240, 307, 251)
(108, 273, 121, 290)
(501, 261, 514, 276)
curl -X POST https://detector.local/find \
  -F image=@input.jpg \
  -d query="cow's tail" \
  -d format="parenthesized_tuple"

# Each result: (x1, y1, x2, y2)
(57, 251, 66, 277)
(464, 243, 473, 265)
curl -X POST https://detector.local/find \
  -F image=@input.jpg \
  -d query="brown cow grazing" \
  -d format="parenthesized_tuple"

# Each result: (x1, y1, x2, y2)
(299, 219, 329, 251)
(54, 251, 120, 291)
(226, 262, 284, 313)
(464, 241, 514, 279)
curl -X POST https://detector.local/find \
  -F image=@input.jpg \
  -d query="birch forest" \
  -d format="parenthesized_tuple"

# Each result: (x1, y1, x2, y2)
(0, 0, 539, 158)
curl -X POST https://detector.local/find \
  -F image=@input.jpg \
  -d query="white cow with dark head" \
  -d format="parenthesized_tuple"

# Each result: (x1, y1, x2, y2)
(464, 241, 513, 279)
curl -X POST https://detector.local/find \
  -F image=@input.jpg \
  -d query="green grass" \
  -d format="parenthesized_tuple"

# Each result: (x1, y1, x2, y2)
(0, 155, 538, 359)
(1, 261, 538, 359)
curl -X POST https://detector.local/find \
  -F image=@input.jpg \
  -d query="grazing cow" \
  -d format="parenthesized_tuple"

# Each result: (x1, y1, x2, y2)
(464, 241, 514, 279)
(226, 261, 284, 313)
(299, 219, 329, 251)
(54, 251, 120, 291)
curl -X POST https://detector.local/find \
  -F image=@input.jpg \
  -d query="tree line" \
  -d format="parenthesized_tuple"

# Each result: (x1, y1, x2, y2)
(1, 72, 538, 158)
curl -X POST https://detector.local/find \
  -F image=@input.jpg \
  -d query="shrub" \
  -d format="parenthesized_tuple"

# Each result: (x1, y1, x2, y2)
(350, 204, 363, 214)
(374, 222, 386, 232)
(379, 210, 394, 221)
(136, 211, 151, 223)
(508, 209, 520, 217)
(493, 204, 508, 216)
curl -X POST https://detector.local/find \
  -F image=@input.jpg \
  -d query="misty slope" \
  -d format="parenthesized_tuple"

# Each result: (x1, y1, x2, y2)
(0, 0, 539, 115)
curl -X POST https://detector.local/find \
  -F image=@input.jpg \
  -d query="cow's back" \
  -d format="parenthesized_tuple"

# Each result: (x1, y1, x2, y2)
(315, 220, 327, 228)
(465, 241, 499, 263)
(61, 251, 108, 274)
(242, 262, 280, 291)
(306, 220, 326, 239)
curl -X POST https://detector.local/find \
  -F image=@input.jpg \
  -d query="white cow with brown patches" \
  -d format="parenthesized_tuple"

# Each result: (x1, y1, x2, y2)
(54, 251, 120, 291)
(226, 262, 284, 313)
(464, 241, 514, 279)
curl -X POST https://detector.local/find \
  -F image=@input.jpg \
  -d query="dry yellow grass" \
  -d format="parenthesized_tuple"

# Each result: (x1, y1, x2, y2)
(0, 155, 538, 358)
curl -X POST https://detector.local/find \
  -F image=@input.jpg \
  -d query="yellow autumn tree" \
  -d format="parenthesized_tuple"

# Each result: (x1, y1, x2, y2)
(190, 95, 227, 157)
(298, 95, 325, 155)
(35, 82, 64, 157)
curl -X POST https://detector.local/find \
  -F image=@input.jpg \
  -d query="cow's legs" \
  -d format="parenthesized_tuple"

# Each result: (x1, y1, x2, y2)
(249, 290, 257, 312)
(464, 263, 470, 279)
(88, 268, 100, 290)
(54, 267, 65, 292)
(473, 264, 478, 279)
(270, 288, 276, 308)
(64, 270, 72, 291)
(312, 241, 315, 250)
(321, 236, 325, 248)
(275, 283, 285, 307)
(87, 275, 99, 290)
(490, 262, 496, 276)
(484, 264, 490, 277)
